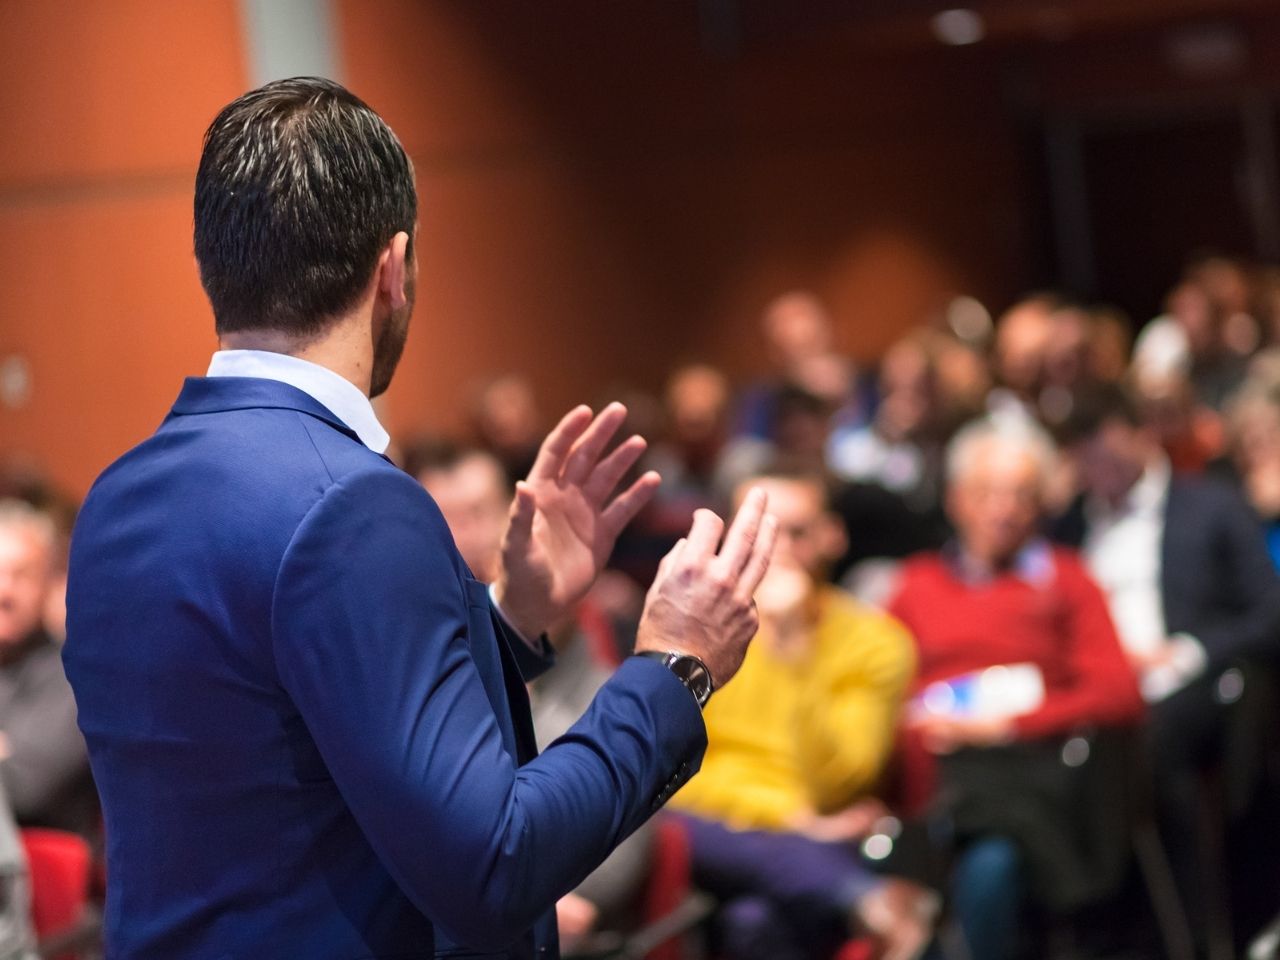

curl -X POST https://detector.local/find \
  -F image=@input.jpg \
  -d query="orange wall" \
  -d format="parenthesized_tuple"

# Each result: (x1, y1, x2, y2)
(0, 0, 247, 497)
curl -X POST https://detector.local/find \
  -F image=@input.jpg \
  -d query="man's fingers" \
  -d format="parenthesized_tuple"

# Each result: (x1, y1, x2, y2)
(528, 406, 593, 481)
(684, 508, 726, 560)
(562, 403, 628, 485)
(714, 487, 768, 577)
(504, 481, 537, 552)
(654, 537, 687, 583)
(600, 471, 661, 540)
(583, 434, 646, 506)
(737, 513, 779, 598)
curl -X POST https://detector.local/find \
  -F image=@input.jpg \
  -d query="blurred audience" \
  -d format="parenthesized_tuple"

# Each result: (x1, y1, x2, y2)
(733, 291, 868, 443)
(18, 252, 1280, 957)
(468, 374, 543, 485)
(406, 439, 512, 583)
(825, 334, 953, 596)
(827, 334, 944, 514)
(1135, 261, 1251, 413)
(0, 501, 96, 839)
(670, 468, 932, 960)
(719, 385, 837, 499)
(617, 364, 735, 588)
(987, 294, 1055, 425)
(1225, 376, 1280, 566)
(888, 418, 1143, 960)
(646, 363, 733, 512)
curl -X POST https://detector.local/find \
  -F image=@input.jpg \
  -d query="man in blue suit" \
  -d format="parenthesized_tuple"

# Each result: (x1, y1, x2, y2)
(64, 77, 777, 960)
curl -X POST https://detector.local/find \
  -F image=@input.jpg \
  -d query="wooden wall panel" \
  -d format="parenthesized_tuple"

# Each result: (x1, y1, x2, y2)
(0, 0, 244, 185)
(0, 195, 217, 494)
(0, 0, 246, 497)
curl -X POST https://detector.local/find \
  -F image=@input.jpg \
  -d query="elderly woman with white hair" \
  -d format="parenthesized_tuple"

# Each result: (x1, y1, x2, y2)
(885, 417, 1143, 960)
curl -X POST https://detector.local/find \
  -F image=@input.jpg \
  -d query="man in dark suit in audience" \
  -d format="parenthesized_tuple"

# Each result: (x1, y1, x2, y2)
(1054, 383, 1280, 949)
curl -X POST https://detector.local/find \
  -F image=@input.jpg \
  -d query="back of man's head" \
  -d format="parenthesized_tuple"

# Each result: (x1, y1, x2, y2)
(1053, 382, 1144, 448)
(194, 77, 416, 338)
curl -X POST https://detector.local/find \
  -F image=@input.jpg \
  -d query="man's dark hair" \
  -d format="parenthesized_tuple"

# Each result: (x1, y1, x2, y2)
(401, 438, 514, 495)
(771, 384, 832, 424)
(194, 77, 416, 337)
(745, 459, 836, 509)
(1053, 382, 1144, 447)
(401, 437, 464, 481)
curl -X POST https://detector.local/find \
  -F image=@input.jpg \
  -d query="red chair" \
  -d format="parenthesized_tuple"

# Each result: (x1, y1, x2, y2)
(20, 828, 92, 959)
(641, 817, 698, 960)
(833, 940, 876, 960)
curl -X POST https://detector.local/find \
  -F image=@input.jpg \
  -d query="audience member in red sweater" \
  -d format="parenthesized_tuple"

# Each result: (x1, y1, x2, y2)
(887, 416, 1142, 960)
(889, 549, 1143, 812)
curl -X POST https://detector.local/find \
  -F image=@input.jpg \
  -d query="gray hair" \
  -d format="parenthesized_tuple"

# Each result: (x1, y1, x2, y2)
(945, 414, 1059, 489)
(0, 499, 58, 556)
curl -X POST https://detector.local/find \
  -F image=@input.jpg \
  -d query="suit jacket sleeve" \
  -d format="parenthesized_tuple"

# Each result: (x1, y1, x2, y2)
(270, 468, 706, 952)
(498, 614, 556, 682)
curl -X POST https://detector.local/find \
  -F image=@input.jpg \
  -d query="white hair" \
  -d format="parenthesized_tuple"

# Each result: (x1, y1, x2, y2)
(0, 499, 58, 555)
(945, 414, 1059, 489)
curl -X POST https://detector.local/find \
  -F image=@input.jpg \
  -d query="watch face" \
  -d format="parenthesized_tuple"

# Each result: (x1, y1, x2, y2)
(670, 655, 712, 705)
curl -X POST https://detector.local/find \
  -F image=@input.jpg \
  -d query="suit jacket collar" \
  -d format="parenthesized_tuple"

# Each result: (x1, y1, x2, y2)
(168, 377, 364, 447)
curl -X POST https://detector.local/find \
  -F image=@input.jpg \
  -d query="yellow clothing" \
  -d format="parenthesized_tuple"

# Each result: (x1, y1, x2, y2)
(671, 586, 915, 831)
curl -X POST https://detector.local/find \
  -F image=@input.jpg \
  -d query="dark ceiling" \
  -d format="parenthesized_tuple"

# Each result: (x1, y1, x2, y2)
(710, 0, 1280, 54)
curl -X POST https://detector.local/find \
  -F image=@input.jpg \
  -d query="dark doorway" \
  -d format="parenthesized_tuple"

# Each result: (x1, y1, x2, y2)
(1082, 110, 1254, 320)
(1036, 97, 1280, 322)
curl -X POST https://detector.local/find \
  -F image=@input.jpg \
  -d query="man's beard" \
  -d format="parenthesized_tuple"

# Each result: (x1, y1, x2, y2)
(370, 293, 412, 399)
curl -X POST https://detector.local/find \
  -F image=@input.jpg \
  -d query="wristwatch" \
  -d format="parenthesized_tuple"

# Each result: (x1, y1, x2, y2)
(636, 651, 714, 708)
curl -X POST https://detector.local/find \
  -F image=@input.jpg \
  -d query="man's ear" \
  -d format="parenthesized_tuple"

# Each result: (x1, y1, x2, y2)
(376, 231, 411, 310)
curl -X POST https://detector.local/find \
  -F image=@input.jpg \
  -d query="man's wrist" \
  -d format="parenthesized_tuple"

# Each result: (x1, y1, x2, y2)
(634, 650, 714, 708)
(488, 582, 544, 648)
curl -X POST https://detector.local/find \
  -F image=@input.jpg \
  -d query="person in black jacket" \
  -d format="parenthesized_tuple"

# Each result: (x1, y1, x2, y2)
(1053, 383, 1280, 950)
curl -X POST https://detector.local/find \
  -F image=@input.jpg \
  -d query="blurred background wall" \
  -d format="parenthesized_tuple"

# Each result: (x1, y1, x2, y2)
(2, 0, 1280, 496)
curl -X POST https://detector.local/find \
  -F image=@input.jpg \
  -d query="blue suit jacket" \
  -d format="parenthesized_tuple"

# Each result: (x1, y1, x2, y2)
(64, 377, 706, 960)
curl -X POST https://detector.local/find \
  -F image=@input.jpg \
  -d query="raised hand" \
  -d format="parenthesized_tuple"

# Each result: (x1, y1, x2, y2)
(494, 403, 659, 639)
(636, 488, 778, 689)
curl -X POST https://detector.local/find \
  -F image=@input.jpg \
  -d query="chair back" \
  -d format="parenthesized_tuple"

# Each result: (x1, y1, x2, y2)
(643, 818, 694, 960)
(20, 828, 90, 957)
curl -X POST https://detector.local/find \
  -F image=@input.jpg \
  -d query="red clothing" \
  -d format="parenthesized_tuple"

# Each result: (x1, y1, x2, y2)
(888, 546, 1143, 812)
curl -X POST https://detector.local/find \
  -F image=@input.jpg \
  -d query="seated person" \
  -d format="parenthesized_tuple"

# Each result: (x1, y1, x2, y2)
(669, 467, 931, 960)
(887, 418, 1143, 960)
(0, 500, 97, 839)
(405, 439, 511, 583)
(410, 444, 652, 950)
(1053, 383, 1280, 948)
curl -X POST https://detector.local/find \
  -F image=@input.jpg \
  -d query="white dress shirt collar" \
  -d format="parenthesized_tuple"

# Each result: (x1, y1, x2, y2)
(1129, 455, 1172, 515)
(206, 349, 391, 454)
